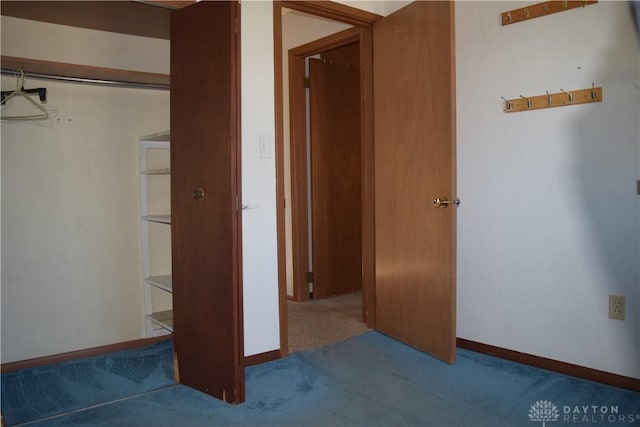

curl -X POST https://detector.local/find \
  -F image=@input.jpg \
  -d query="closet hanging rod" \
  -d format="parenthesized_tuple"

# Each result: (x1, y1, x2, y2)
(1, 68, 169, 91)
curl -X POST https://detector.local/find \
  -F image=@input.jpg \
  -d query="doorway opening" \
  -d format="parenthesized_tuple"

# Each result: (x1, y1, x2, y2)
(291, 34, 361, 303)
(275, 5, 377, 355)
(275, 1, 457, 363)
(288, 22, 365, 354)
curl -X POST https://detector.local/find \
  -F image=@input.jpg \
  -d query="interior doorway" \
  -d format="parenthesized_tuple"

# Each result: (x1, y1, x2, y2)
(293, 37, 362, 301)
(275, 1, 457, 363)
(288, 26, 366, 353)
(276, 6, 377, 355)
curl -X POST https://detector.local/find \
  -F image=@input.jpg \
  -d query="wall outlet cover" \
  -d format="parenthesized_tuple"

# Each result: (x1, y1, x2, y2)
(608, 294, 625, 321)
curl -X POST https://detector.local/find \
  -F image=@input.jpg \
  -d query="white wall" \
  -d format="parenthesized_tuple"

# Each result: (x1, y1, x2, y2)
(282, 9, 352, 296)
(0, 16, 169, 74)
(333, 0, 384, 15)
(456, 1, 640, 378)
(1, 17, 170, 363)
(240, 1, 280, 356)
(332, 0, 408, 16)
(381, 0, 411, 16)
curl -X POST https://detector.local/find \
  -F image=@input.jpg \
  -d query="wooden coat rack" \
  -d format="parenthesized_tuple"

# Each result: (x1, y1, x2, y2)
(502, 85, 602, 113)
(502, 1, 597, 26)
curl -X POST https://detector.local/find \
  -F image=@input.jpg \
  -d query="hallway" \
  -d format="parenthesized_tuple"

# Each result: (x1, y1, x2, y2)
(287, 292, 369, 353)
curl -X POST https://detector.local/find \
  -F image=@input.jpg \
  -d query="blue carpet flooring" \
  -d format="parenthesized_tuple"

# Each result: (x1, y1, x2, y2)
(1, 340, 174, 425)
(2, 332, 639, 426)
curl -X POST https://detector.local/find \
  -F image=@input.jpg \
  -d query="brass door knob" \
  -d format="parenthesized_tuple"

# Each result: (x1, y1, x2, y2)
(433, 197, 449, 208)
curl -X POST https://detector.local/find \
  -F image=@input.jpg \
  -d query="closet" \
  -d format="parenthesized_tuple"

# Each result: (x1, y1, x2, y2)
(1, 0, 243, 404)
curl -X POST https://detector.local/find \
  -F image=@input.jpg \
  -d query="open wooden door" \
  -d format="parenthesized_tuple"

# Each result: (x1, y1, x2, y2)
(374, 1, 456, 363)
(170, 1, 244, 403)
(309, 57, 362, 299)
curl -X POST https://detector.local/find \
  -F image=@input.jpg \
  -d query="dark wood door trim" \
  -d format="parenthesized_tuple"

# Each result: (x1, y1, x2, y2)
(146, 1, 196, 9)
(289, 27, 360, 57)
(281, 0, 381, 26)
(359, 26, 375, 329)
(273, 2, 289, 358)
(288, 51, 307, 303)
(274, 1, 377, 358)
(231, 0, 244, 404)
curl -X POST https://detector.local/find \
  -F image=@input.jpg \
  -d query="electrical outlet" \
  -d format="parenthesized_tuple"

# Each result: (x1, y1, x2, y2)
(609, 295, 625, 320)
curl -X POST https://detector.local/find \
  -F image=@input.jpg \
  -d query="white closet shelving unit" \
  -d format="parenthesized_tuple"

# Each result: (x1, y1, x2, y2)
(139, 131, 173, 336)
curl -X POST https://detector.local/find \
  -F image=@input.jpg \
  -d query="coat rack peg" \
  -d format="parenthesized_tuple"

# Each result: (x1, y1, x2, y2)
(560, 88, 573, 103)
(546, 91, 552, 106)
(591, 83, 597, 100)
(519, 95, 532, 108)
(501, 96, 513, 112)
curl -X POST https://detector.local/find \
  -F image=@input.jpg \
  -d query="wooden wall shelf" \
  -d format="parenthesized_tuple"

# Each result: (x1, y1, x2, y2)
(0, 1, 187, 40)
(502, 86, 602, 113)
(1, 56, 169, 89)
(1, 1, 195, 40)
(501, 1, 597, 26)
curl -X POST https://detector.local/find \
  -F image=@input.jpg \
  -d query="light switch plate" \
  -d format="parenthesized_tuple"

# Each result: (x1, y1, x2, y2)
(258, 134, 271, 159)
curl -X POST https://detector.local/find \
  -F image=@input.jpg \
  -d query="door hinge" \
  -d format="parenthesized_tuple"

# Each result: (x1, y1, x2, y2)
(304, 76, 310, 89)
(306, 271, 314, 283)
(235, 194, 239, 211)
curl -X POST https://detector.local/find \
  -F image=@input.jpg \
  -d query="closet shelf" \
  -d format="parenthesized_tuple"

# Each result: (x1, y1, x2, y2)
(140, 131, 171, 142)
(145, 275, 173, 293)
(141, 168, 170, 175)
(139, 132, 171, 338)
(1, 56, 169, 90)
(142, 214, 171, 224)
(146, 310, 174, 332)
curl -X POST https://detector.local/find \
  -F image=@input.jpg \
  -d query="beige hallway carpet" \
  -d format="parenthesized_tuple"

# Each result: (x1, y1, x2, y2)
(287, 292, 371, 353)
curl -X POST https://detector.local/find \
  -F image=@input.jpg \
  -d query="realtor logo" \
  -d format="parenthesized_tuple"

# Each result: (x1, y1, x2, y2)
(529, 400, 560, 426)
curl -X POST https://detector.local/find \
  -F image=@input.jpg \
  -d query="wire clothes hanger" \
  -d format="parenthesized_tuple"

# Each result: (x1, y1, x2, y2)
(1, 69, 49, 120)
